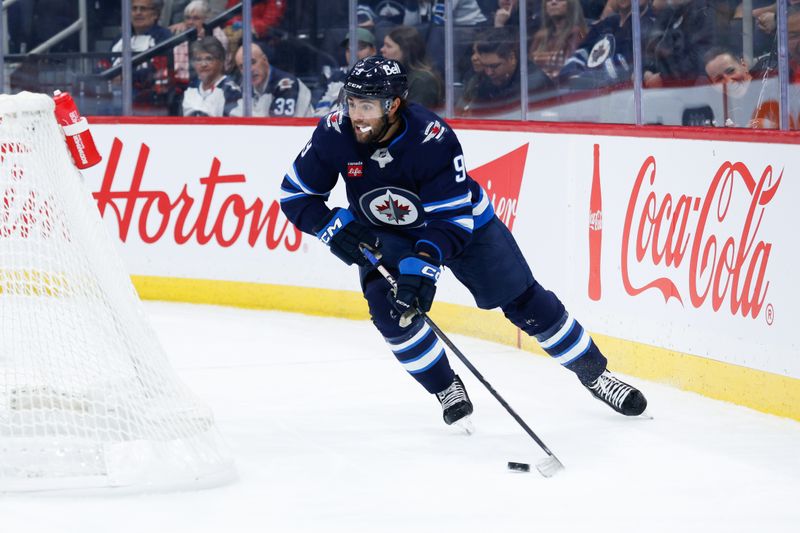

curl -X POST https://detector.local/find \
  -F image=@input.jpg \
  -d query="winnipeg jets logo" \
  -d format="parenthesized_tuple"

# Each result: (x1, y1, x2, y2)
(326, 110, 343, 133)
(277, 77, 295, 90)
(422, 121, 446, 143)
(370, 147, 394, 168)
(588, 34, 614, 68)
(359, 187, 423, 227)
(376, 192, 411, 222)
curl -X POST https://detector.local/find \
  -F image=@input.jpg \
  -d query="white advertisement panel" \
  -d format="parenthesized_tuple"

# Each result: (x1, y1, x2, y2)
(82, 123, 359, 293)
(498, 134, 799, 379)
(81, 122, 800, 379)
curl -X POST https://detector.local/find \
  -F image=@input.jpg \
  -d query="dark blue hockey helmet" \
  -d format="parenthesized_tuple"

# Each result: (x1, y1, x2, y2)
(343, 55, 409, 101)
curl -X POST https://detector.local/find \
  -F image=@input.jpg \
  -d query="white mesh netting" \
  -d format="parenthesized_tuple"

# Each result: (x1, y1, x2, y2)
(0, 92, 235, 492)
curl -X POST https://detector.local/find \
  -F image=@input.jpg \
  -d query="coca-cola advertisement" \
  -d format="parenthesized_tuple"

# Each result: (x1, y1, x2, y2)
(566, 136, 797, 379)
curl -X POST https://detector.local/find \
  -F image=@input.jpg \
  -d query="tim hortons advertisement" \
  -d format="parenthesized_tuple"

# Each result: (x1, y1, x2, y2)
(81, 123, 799, 378)
(81, 124, 358, 293)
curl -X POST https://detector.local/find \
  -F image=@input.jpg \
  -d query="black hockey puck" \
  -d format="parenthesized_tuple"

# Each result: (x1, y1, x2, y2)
(507, 461, 530, 473)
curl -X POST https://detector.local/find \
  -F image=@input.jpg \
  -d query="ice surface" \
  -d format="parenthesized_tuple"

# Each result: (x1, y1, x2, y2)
(2, 302, 798, 533)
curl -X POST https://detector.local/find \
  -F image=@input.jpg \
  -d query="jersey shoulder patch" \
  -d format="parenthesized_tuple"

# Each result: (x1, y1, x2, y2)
(421, 119, 447, 144)
(323, 109, 345, 134)
(403, 104, 453, 147)
(276, 77, 296, 91)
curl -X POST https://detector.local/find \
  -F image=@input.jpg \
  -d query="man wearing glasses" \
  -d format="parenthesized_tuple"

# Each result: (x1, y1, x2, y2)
(112, 0, 172, 58)
(111, 0, 174, 112)
(182, 36, 241, 117)
(459, 27, 554, 115)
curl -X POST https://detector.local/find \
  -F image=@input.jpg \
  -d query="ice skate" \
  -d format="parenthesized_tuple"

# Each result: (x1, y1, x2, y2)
(436, 375, 473, 426)
(584, 370, 647, 416)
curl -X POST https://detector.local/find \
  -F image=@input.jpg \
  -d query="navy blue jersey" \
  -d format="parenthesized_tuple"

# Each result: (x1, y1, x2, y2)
(280, 103, 494, 262)
(231, 66, 314, 117)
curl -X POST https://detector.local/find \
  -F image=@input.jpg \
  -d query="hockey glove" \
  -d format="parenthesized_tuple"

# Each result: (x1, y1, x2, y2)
(390, 254, 440, 320)
(314, 208, 380, 267)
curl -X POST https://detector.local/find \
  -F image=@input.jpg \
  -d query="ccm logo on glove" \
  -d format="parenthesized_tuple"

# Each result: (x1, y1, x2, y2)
(316, 210, 351, 244)
(390, 254, 441, 318)
(313, 208, 381, 267)
(422, 265, 439, 279)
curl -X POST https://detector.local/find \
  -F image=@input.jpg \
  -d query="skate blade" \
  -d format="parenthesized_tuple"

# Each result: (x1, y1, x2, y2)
(453, 416, 474, 435)
(535, 455, 565, 478)
(637, 410, 654, 420)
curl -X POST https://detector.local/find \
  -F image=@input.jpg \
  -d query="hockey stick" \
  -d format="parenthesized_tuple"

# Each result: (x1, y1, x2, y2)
(360, 245, 565, 478)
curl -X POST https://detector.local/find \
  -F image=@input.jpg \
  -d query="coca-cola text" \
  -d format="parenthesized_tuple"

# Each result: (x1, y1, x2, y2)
(622, 157, 780, 319)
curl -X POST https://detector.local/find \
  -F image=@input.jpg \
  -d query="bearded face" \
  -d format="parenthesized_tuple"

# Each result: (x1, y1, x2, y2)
(346, 96, 390, 144)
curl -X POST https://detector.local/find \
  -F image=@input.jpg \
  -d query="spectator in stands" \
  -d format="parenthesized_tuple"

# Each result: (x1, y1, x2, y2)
(559, 0, 654, 89)
(224, 0, 287, 40)
(112, 0, 172, 58)
(313, 28, 378, 116)
(492, 0, 542, 32)
(744, 0, 800, 79)
(171, 1, 231, 89)
(230, 42, 314, 117)
(704, 46, 755, 94)
(461, 40, 488, 84)
(381, 26, 445, 108)
(400, 0, 489, 25)
(458, 27, 554, 113)
(182, 36, 241, 116)
(528, 0, 588, 80)
(724, 0, 778, 58)
(111, 0, 175, 111)
(643, 0, 714, 88)
(702, 46, 794, 128)
(162, 0, 226, 25)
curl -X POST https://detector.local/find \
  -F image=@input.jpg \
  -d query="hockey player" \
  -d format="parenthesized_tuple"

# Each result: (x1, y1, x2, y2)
(280, 56, 647, 427)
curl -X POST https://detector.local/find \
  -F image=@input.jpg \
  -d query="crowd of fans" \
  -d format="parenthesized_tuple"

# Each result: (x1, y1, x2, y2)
(5, 0, 799, 125)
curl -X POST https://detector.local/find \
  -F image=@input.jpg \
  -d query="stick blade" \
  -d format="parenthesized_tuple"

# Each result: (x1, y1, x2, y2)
(535, 455, 565, 478)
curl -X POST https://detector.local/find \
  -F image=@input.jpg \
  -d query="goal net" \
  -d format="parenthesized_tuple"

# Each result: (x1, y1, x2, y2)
(0, 92, 235, 492)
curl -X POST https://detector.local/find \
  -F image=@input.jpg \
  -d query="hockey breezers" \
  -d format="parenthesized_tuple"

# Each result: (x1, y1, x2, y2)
(360, 245, 565, 478)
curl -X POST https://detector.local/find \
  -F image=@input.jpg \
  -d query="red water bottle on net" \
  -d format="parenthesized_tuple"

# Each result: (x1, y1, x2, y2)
(52, 89, 102, 169)
(588, 144, 602, 301)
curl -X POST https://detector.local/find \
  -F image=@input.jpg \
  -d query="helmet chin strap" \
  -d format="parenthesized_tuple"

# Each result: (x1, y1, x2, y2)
(373, 97, 398, 142)
(373, 113, 392, 142)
